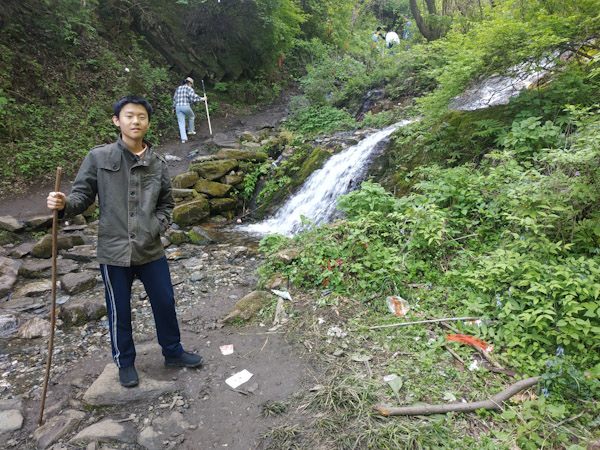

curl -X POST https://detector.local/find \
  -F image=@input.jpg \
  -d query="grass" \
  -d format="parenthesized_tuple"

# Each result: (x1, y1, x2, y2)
(260, 289, 600, 449)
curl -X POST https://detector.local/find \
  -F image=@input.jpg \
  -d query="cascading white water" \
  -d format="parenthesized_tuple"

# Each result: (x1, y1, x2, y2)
(242, 120, 412, 236)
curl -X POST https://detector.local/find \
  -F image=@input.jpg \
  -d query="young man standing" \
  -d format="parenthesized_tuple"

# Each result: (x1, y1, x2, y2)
(47, 95, 203, 387)
(172, 77, 206, 143)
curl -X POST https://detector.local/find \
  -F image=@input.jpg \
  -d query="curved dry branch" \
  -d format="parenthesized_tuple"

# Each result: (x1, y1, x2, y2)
(374, 376, 540, 416)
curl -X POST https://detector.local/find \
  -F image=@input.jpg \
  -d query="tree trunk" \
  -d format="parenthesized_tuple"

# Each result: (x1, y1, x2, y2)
(409, 0, 442, 40)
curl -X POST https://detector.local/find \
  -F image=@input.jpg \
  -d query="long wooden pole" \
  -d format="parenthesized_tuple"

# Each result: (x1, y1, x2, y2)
(201, 80, 213, 136)
(38, 167, 61, 427)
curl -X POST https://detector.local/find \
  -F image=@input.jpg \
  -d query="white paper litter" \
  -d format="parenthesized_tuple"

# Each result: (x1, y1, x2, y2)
(226, 369, 253, 389)
(220, 344, 234, 355)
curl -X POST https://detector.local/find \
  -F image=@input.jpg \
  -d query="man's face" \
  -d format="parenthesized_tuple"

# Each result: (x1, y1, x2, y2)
(112, 103, 150, 141)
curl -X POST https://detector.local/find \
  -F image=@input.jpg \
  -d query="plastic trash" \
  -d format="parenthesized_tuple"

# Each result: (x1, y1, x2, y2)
(236, 218, 242, 224)
(186, 152, 197, 158)
(446, 334, 493, 353)
(386, 296, 410, 317)
(226, 369, 253, 389)
(271, 289, 292, 301)
(164, 154, 181, 161)
(220, 344, 234, 355)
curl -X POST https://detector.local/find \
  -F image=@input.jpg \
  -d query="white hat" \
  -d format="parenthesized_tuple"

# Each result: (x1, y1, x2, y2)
(185, 77, 194, 84)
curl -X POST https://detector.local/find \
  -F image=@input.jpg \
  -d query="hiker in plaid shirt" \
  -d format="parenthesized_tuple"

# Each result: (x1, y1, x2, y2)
(172, 77, 206, 143)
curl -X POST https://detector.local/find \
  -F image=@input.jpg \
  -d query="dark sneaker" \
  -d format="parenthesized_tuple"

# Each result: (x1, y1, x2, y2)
(119, 365, 139, 387)
(164, 351, 203, 368)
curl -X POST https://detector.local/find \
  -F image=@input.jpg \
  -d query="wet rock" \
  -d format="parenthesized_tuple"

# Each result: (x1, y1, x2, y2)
(16, 317, 51, 339)
(0, 409, 23, 434)
(190, 159, 239, 181)
(61, 272, 97, 295)
(209, 198, 236, 215)
(166, 230, 188, 245)
(34, 409, 85, 449)
(193, 178, 233, 198)
(215, 149, 268, 162)
(0, 257, 21, 298)
(0, 216, 23, 232)
(223, 291, 275, 323)
(274, 248, 301, 264)
(14, 280, 56, 298)
(172, 171, 199, 189)
(172, 198, 210, 227)
(32, 234, 86, 259)
(18, 259, 79, 279)
(60, 245, 96, 262)
(188, 226, 223, 245)
(70, 418, 136, 445)
(83, 364, 177, 406)
(25, 215, 53, 230)
(0, 296, 45, 313)
(9, 242, 35, 258)
(59, 297, 106, 326)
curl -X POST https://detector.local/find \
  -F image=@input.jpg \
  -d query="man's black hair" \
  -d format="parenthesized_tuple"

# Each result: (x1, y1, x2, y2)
(112, 95, 153, 120)
(376, 26, 382, 31)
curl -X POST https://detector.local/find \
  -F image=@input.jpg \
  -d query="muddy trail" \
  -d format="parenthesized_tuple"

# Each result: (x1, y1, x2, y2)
(0, 97, 292, 221)
(0, 98, 320, 449)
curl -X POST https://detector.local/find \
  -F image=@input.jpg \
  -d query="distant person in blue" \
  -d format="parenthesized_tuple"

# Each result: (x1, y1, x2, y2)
(372, 26, 383, 49)
(172, 77, 206, 144)
(402, 16, 412, 41)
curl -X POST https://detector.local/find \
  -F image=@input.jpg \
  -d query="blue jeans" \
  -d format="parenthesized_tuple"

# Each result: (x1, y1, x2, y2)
(100, 256, 183, 368)
(175, 105, 195, 141)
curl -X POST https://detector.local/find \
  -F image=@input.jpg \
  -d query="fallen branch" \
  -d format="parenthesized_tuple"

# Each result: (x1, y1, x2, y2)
(374, 376, 540, 416)
(444, 345, 466, 367)
(368, 317, 480, 330)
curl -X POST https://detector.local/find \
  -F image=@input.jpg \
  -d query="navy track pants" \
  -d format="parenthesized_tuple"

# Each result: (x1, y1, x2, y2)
(100, 256, 183, 368)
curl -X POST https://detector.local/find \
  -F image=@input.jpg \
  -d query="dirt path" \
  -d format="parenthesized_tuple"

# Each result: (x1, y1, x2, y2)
(0, 96, 313, 449)
(0, 97, 291, 221)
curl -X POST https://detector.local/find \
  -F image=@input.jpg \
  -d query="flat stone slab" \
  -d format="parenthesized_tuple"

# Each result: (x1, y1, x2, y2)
(34, 409, 85, 449)
(0, 409, 24, 434)
(70, 418, 136, 445)
(83, 364, 176, 407)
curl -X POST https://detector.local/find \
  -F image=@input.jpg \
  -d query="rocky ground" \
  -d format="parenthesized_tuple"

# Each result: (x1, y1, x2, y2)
(0, 99, 317, 450)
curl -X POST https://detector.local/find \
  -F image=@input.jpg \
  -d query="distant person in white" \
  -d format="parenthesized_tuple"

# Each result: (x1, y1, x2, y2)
(386, 31, 400, 52)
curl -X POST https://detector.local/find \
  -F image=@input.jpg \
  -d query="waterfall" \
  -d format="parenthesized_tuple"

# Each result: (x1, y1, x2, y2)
(242, 120, 412, 236)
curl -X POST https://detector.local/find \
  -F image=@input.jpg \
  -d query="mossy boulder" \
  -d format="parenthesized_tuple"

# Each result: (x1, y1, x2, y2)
(208, 198, 236, 215)
(172, 198, 210, 226)
(295, 147, 330, 182)
(190, 160, 239, 181)
(59, 297, 106, 326)
(194, 179, 233, 198)
(216, 149, 268, 162)
(172, 171, 199, 189)
(189, 226, 224, 244)
(166, 229, 188, 245)
(32, 234, 85, 258)
(223, 291, 275, 323)
(222, 173, 245, 187)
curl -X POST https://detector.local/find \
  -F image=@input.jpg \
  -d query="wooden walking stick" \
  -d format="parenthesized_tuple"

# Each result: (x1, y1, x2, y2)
(38, 167, 61, 427)
(201, 79, 213, 136)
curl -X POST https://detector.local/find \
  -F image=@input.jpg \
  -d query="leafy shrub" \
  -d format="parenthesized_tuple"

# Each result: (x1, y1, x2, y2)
(284, 104, 355, 136)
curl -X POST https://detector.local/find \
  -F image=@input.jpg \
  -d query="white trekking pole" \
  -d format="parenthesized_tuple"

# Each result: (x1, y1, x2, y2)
(201, 80, 213, 136)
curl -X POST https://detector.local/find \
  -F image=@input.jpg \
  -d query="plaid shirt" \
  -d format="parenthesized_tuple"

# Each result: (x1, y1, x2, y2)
(172, 84, 203, 108)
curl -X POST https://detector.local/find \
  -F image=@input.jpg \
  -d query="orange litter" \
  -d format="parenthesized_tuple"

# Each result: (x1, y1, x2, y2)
(446, 334, 493, 353)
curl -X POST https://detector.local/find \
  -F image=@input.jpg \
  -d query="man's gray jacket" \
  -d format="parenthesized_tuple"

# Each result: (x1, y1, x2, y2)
(62, 136, 173, 267)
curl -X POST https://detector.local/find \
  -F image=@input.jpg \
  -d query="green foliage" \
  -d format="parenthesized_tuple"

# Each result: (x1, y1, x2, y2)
(260, 104, 600, 376)
(285, 104, 355, 135)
